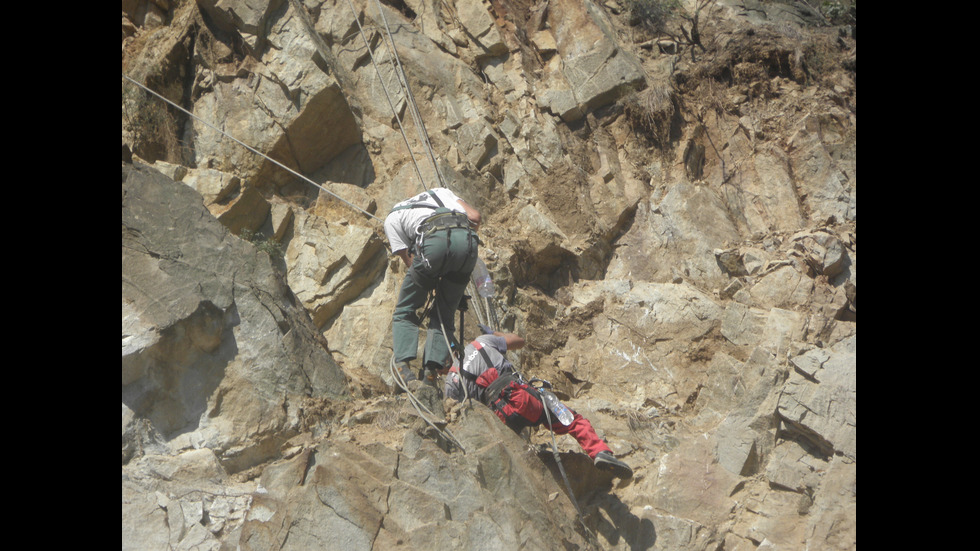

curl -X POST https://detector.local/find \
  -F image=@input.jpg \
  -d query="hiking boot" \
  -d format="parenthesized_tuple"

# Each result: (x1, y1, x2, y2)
(393, 361, 416, 393)
(594, 451, 633, 479)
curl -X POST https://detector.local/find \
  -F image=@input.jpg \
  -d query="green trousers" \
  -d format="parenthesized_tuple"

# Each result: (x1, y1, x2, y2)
(392, 226, 478, 369)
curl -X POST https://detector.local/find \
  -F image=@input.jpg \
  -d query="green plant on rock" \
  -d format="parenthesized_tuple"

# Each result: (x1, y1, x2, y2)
(240, 229, 285, 258)
(820, 0, 856, 25)
(623, 0, 681, 34)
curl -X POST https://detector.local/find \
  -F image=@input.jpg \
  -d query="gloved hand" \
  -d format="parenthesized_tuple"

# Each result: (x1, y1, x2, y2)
(478, 323, 495, 335)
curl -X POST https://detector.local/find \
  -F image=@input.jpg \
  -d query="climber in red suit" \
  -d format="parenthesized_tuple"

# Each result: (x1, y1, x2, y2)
(444, 327, 633, 479)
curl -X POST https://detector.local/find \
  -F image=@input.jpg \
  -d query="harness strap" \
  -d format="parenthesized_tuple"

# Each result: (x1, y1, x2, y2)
(473, 340, 495, 371)
(414, 211, 471, 269)
(456, 340, 496, 383)
(467, 340, 523, 408)
(389, 189, 447, 212)
(438, 227, 451, 273)
(418, 211, 471, 232)
(482, 372, 518, 406)
(428, 189, 446, 208)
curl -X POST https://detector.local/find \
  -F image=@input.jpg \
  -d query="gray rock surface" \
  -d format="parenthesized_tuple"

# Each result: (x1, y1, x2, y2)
(122, 162, 348, 473)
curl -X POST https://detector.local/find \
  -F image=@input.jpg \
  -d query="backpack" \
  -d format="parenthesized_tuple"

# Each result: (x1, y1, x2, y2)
(482, 372, 545, 432)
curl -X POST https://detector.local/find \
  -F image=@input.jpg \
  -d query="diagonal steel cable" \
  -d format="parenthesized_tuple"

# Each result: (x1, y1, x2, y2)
(121, 73, 382, 222)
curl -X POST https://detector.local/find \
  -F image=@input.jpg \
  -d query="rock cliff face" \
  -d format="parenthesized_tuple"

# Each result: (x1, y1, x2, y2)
(122, 0, 855, 549)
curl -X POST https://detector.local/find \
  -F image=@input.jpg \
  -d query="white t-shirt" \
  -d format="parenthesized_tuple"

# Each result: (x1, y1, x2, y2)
(384, 188, 467, 253)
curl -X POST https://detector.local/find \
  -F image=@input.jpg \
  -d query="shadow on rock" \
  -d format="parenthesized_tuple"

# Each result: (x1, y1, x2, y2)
(122, 300, 239, 440)
(589, 495, 657, 551)
(539, 449, 656, 550)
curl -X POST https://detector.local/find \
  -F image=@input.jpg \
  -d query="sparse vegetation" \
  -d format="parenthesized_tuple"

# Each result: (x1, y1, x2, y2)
(622, 0, 681, 35)
(122, 81, 183, 163)
(820, 0, 856, 25)
(622, 82, 679, 151)
(624, 0, 721, 61)
(240, 228, 285, 258)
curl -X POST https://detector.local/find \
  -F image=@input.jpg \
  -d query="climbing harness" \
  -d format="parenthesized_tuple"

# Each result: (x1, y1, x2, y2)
(413, 211, 474, 271)
(389, 189, 476, 272)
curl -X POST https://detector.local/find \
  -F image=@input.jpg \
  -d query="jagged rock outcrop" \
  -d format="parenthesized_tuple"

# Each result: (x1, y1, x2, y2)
(123, 0, 856, 549)
(122, 162, 349, 472)
(238, 406, 592, 550)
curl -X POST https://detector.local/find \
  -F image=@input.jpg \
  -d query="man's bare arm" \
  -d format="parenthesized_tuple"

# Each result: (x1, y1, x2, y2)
(395, 249, 413, 267)
(496, 332, 525, 351)
(457, 199, 481, 230)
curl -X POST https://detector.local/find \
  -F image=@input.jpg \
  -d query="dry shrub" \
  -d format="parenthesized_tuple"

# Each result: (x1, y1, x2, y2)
(122, 82, 183, 163)
(623, 0, 681, 36)
(623, 83, 678, 149)
(376, 400, 403, 430)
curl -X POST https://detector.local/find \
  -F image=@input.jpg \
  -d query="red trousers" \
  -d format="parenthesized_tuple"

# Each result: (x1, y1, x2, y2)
(544, 410, 611, 459)
(478, 368, 611, 459)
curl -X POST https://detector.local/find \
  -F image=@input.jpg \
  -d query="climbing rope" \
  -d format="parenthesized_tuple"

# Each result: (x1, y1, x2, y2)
(121, 73, 382, 224)
(388, 352, 467, 453)
(371, 0, 449, 190)
(534, 380, 595, 540)
(343, 0, 436, 193)
(344, 8, 480, 383)
(412, 288, 459, 366)
(123, 0, 448, 217)
(433, 295, 454, 358)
